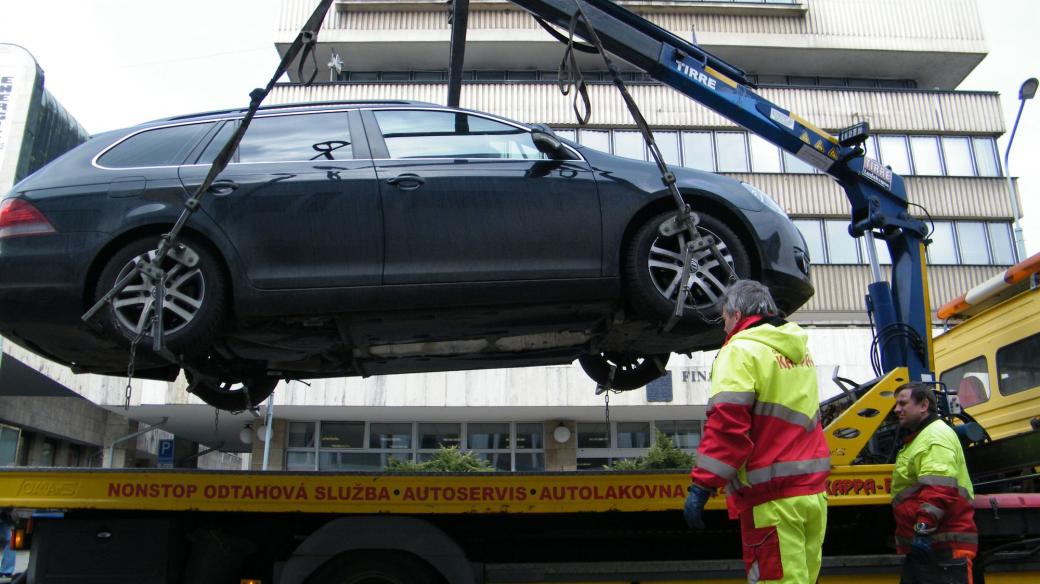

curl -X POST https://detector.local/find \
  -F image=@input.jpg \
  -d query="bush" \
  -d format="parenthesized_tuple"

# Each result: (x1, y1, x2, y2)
(385, 446, 495, 472)
(611, 430, 696, 470)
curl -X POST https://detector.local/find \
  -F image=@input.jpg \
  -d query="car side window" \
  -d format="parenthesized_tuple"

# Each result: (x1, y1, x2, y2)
(236, 112, 352, 163)
(98, 122, 215, 168)
(374, 110, 548, 160)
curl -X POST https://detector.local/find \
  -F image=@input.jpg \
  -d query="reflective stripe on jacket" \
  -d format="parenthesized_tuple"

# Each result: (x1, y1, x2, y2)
(691, 318, 831, 518)
(892, 415, 978, 554)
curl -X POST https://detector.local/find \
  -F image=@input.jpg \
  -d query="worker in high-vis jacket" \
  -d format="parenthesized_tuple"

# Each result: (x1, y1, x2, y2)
(684, 280, 830, 584)
(892, 382, 977, 583)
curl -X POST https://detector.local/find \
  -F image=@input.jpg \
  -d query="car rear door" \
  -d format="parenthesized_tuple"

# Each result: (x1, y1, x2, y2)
(178, 109, 383, 289)
(363, 108, 601, 285)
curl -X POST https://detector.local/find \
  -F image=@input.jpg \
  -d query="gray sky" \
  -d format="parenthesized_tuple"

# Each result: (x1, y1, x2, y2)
(2, 0, 1037, 253)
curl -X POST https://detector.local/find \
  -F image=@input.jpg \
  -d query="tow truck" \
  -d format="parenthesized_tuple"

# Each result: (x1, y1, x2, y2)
(1, 0, 1038, 582)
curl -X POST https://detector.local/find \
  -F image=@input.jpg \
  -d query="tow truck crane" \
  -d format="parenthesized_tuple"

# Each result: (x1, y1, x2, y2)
(1, 1, 1037, 583)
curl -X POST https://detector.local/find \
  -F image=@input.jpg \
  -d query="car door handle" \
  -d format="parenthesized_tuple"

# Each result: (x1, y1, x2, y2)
(207, 179, 240, 195)
(386, 174, 425, 190)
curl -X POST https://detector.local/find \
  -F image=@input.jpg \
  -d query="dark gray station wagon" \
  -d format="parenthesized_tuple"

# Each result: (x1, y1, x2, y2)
(0, 101, 813, 410)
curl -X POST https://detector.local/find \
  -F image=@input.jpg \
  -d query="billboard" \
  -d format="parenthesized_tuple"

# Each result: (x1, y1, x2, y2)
(0, 45, 39, 193)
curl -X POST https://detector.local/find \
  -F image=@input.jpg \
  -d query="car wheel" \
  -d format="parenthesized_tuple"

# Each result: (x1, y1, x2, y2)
(624, 211, 750, 329)
(95, 236, 226, 355)
(307, 552, 444, 584)
(186, 371, 278, 411)
(578, 352, 670, 391)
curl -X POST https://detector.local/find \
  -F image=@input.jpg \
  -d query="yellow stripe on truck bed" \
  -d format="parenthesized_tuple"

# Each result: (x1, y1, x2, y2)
(0, 466, 894, 514)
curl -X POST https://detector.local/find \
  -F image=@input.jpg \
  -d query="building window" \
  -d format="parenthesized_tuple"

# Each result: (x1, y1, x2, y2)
(715, 132, 749, 172)
(613, 130, 646, 161)
(287, 421, 544, 471)
(942, 136, 975, 177)
(909, 136, 943, 176)
(791, 219, 1013, 266)
(973, 137, 1000, 177)
(956, 222, 990, 265)
(877, 135, 912, 176)
(988, 223, 1015, 265)
(576, 421, 700, 470)
(926, 221, 958, 265)
(0, 423, 20, 467)
(654, 130, 681, 165)
(681, 131, 715, 172)
(824, 219, 861, 264)
(749, 134, 782, 173)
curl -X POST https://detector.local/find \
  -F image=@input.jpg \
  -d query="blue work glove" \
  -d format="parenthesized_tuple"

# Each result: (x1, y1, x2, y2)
(910, 522, 935, 560)
(683, 484, 712, 529)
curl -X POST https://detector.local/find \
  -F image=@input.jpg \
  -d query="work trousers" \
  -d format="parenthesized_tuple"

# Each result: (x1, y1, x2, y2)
(900, 549, 974, 584)
(738, 492, 828, 584)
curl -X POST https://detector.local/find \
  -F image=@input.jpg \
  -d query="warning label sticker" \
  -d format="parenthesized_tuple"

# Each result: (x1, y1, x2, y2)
(795, 144, 834, 172)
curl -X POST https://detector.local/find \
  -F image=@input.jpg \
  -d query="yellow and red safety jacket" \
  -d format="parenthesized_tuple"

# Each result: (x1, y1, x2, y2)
(691, 316, 831, 518)
(892, 414, 978, 554)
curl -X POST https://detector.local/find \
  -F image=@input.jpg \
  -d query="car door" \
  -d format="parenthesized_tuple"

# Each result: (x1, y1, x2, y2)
(178, 109, 383, 289)
(364, 108, 601, 285)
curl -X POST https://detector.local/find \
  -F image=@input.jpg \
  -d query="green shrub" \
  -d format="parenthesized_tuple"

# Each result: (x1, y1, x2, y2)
(611, 430, 696, 470)
(385, 446, 495, 472)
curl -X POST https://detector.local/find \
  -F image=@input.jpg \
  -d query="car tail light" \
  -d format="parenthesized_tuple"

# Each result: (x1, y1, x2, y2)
(0, 198, 57, 238)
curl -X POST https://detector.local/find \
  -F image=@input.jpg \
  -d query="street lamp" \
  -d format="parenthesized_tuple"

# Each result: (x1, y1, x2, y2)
(1005, 77, 1038, 262)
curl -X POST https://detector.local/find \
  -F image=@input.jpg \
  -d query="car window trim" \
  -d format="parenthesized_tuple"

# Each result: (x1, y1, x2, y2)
(367, 107, 585, 162)
(92, 109, 361, 170)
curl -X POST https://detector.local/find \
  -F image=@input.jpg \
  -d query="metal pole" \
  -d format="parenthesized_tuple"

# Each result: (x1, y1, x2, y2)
(104, 417, 168, 468)
(261, 392, 275, 470)
(863, 231, 884, 283)
(447, 0, 470, 107)
(1005, 97, 1029, 262)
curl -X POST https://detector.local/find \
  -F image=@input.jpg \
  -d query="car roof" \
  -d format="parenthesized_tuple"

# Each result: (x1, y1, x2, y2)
(152, 100, 441, 124)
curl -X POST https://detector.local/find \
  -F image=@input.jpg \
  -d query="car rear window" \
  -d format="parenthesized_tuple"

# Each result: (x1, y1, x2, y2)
(98, 122, 214, 168)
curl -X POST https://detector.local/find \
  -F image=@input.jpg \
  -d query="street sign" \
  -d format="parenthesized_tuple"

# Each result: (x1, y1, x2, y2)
(157, 438, 174, 469)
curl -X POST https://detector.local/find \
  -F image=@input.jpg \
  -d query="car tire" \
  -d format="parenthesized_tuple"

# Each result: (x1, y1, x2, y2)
(185, 371, 278, 411)
(624, 211, 750, 330)
(578, 352, 670, 391)
(95, 236, 226, 355)
(307, 552, 444, 584)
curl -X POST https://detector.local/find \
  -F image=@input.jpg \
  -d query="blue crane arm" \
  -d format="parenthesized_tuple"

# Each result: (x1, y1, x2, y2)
(505, 0, 935, 381)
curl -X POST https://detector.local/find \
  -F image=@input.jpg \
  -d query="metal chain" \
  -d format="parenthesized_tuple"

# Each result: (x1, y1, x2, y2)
(603, 389, 610, 431)
(214, 407, 220, 434)
(124, 314, 153, 410)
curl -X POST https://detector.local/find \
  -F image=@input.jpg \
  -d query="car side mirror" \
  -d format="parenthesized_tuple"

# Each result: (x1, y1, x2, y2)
(531, 131, 564, 158)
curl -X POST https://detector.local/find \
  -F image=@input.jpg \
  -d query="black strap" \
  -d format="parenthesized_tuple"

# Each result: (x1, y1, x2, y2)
(558, 11, 592, 126)
(534, 16, 597, 53)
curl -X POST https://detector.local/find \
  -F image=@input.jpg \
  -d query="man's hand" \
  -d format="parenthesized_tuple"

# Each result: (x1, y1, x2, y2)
(683, 484, 712, 529)
(910, 521, 935, 560)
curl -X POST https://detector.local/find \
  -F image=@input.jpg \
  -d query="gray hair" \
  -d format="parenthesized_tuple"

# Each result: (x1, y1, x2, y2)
(720, 280, 779, 318)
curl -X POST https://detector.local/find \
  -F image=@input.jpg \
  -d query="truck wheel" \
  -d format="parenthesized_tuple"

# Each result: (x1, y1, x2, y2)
(95, 236, 226, 355)
(624, 211, 750, 330)
(308, 552, 444, 584)
(186, 371, 278, 412)
(578, 351, 669, 391)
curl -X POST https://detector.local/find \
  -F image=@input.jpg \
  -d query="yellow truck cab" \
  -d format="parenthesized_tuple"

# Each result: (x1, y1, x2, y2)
(934, 254, 1040, 442)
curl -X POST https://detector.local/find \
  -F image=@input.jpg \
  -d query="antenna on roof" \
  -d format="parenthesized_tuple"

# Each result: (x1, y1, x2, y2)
(328, 49, 344, 82)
